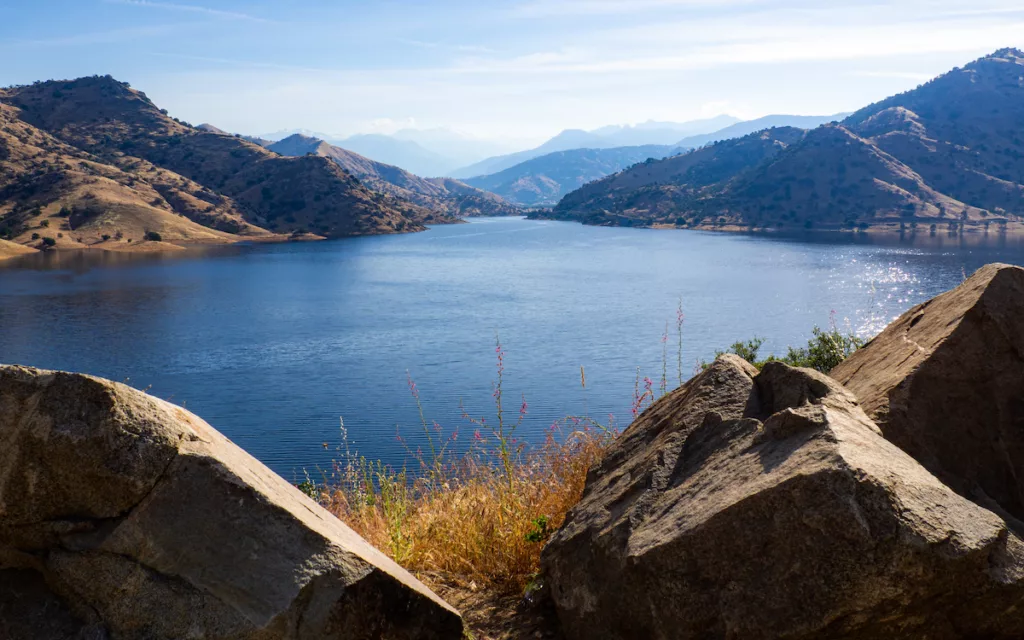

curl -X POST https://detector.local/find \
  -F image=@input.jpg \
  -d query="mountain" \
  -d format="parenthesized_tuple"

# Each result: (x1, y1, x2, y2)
(450, 114, 837, 179)
(542, 49, 1024, 232)
(331, 133, 458, 177)
(463, 144, 681, 206)
(550, 128, 805, 223)
(268, 134, 519, 217)
(588, 115, 741, 147)
(0, 75, 423, 252)
(390, 128, 519, 169)
(674, 114, 848, 149)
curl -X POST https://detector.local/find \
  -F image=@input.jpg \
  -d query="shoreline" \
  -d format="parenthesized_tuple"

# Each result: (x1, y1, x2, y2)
(526, 212, 1024, 236)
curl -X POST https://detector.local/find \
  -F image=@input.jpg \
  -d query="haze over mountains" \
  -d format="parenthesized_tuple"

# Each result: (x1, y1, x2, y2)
(459, 114, 846, 206)
(541, 49, 1024, 233)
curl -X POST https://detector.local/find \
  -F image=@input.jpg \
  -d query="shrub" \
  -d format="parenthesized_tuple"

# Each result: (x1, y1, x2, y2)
(41, 236, 56, 247)
(144, 231, 162, 242)
(706, 315, 863, 373)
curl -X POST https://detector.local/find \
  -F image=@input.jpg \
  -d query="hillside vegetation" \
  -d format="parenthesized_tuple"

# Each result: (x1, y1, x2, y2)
(268, 134, 519, 218)
(542, 49, 1024, 232)
(0, 75, 451, 254)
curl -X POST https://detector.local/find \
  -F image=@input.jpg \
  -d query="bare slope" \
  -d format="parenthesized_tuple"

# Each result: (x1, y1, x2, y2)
(2, 76, 418, 239)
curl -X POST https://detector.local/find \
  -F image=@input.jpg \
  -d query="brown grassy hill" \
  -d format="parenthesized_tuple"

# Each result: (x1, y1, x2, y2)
(2, 76, 417, 238)
(425, 177, 521, 217)
(546, 49, 1024, 231)
(0, 238, 37, 261)
(550, 128, 804, 225)
(0, 101, 243, 250)
(268, 134, 519, 218)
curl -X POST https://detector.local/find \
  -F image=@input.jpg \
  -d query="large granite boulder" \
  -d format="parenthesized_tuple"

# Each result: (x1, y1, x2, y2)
(0, 365, 463, 639)
(832, 263, 1024, 523)
(541, 355, 1024, 639)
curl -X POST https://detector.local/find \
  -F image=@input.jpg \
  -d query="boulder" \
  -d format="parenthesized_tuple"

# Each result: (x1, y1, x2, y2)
(832, 263, 1024, 523)
(0, 365, 463, 639)
(541, 356, 1024, 639)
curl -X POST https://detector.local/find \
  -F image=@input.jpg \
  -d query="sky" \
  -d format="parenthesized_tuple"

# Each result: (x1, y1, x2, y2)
(2, 0, 1023, 146)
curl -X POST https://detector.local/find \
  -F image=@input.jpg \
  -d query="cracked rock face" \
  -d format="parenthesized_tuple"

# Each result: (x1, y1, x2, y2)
(0, 366, 463, 639)
(541, 355, 1024, 640)
(832, 263, 1024, 524)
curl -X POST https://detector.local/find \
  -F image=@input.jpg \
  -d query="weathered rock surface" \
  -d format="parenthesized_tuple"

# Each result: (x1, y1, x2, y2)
(0, 365, 463, 639)
(832, 263, 1024, 524)
(541, 355, 1024, 639)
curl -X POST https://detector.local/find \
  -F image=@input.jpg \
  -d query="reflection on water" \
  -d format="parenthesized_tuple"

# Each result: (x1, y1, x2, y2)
(2, 218, 1023, 477)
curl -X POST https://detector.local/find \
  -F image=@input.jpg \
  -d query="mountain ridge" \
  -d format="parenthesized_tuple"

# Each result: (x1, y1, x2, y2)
(0, 75, 429, 254)
(268, 134, 520, 218)
(538, 49, 1024, 233)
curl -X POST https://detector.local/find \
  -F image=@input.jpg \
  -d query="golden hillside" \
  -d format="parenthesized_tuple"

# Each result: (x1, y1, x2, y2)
(0, 75, 428, 252)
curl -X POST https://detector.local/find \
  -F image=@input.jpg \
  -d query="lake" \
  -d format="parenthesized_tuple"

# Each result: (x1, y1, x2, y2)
(3, 217, 1023, 480)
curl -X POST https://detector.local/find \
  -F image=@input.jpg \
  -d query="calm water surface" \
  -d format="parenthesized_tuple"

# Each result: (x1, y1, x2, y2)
(3, 217, 1023, 478)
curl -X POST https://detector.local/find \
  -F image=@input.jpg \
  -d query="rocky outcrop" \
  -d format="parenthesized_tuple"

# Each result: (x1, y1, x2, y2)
(541, 355, 1024, 639)
(832, 263, 1024, 524)
(0, 365, 463, 639)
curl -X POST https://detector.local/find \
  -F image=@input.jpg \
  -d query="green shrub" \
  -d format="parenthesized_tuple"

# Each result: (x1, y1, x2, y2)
(706, 323, 863, 373)
(41, 236, 56, 247)
(144, 231, 162, 242)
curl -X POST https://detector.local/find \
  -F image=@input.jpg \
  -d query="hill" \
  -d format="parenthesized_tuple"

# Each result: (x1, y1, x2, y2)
(543, 50, 1024, 232)
(463, 144, 681, 206)
(0, 75, 420, 250)
(549, 128, 806, 224)
(268, 134, 519, 218)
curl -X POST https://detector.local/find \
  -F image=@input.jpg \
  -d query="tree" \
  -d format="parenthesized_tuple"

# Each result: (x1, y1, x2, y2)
(144, 231, 163, 242)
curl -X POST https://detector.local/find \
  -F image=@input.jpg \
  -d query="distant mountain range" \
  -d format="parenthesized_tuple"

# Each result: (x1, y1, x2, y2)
(463, 145, 684, 206)
(449, 114, 845, 183)
(460, 114, 845, 206)
(538, 49, 1024, 232)
(267, 134, 519, 217)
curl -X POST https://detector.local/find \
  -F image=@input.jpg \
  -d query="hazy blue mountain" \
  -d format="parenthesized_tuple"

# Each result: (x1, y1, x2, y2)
(675, 114, 848, 148)
(463, 145, 682, 206)
(332, 133, 458, 177)
(448, 115, 744, 179)
(390, 128, 520, 169)
(589, 115, 741, 146)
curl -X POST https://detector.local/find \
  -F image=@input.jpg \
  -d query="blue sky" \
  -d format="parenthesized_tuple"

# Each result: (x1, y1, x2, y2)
(3, 0, 1023, 144)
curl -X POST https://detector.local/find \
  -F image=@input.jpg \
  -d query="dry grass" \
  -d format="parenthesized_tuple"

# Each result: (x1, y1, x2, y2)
(321, 424, 611, 594)
(306, 340, 620, 596)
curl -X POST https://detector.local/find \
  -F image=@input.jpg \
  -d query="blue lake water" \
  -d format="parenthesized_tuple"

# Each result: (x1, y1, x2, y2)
(3, 216, 1024, 480)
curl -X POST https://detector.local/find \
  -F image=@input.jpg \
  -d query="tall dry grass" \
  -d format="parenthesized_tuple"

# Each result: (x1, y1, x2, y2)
(311, 339, 620, 594)
(308, 307, 687, 595)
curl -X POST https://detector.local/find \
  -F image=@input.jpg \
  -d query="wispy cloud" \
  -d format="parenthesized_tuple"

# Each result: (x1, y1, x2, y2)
(105, 0, 274, 23)
(397, 39, 496, 54)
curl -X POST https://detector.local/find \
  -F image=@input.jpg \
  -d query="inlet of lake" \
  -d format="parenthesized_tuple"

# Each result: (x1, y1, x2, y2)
(3, 216, 1023, 480)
